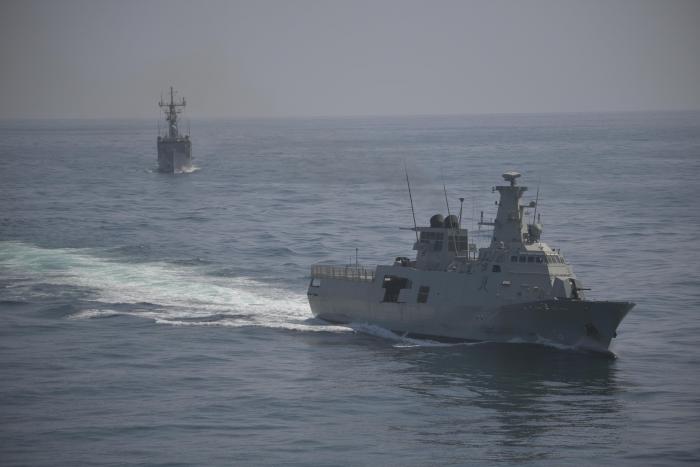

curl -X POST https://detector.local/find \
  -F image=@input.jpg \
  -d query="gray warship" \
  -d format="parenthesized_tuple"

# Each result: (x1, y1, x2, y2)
(157, 86, 192, 173)
(307, 171, 634, 352)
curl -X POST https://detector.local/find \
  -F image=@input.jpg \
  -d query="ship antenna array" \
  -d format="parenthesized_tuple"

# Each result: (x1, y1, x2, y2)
(404, 163, 419, 242)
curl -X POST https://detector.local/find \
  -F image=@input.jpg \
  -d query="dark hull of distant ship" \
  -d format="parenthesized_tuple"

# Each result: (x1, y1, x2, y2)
(157, 138, 192, 173)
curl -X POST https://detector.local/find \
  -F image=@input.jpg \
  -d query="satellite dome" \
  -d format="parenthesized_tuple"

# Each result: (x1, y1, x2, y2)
(444, 215, 459, 228)
(429, 214, 444, 228)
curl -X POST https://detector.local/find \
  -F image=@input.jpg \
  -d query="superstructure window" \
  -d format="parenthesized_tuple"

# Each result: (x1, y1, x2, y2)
(492, 265, 501, 273)
(510, 256, 518, 262)
(420, 231, 445, 241)
(536, 256, 544, 263)
(382, 275, 412, 303)
(528, 256, 535, 263)
(519, 256, 526, 263)
(448, 235, 469, 252)
(417, 286, 430, 303)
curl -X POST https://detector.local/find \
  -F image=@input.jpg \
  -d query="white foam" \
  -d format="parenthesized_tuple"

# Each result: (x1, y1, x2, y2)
(69, 309, 123, 320)
(175, 165, 199, 174)
(506, 335, 613, 355)
(347, 322, 487, 348)
(0, 241, 344, 332)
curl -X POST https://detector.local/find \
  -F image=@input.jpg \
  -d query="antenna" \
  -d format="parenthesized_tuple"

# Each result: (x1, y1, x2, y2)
(532, 181, 540, 224)
(404, 163, 419, 242)
(442, 178, 451, 216)
(458, 197, 465, 227)
(443, 179, 459, 255)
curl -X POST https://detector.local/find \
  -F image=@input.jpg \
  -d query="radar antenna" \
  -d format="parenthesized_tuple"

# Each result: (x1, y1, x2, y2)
(502, 171, 521, 186)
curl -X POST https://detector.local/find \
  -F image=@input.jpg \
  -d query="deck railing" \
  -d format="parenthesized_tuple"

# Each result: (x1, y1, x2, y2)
(311, 264, 376, 282)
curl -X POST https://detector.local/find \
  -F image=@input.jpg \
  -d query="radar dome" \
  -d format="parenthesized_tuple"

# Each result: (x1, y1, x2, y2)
(444, 215, 459, 228)
(429, 214, 444, 228)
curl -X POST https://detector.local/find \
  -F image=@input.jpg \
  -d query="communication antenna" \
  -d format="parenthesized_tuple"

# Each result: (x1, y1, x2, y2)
(404, 163, 419, 242)
(443, 179, 459, 255)
(532, 181, 541, 224)
(158, 92, 163, 136)
(458, 197, 465, 227)
(458, 197, 466, 258)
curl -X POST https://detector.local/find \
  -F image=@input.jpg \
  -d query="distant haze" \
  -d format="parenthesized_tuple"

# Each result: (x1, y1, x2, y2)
(1, 0, 699, 119)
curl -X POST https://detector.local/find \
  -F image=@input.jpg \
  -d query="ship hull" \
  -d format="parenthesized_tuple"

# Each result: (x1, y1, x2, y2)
(157, 139, 192, 173)
(308, 273, 633, 352)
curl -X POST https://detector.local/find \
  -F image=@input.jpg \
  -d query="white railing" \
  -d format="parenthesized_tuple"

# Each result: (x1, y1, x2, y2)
(311, 264, 376, 282)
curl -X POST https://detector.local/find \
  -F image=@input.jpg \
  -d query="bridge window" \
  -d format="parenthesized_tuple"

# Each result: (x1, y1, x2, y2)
(510, 256, 518, 262)
(417, 286, 430, 303)
(527, 256, 535, 263)
(519, 255, 526, 263)
(492, 265, 501, 273)
(382, 275, 412, 303)
(536, 256, 544, 263)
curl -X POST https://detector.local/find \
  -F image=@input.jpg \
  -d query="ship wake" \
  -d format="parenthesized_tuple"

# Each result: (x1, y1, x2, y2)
(0, 241, 348, 333)
(175, 165, 199, 174)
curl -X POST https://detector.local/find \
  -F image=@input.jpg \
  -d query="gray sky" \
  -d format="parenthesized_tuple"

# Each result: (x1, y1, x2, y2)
(1, 0, 699, 119)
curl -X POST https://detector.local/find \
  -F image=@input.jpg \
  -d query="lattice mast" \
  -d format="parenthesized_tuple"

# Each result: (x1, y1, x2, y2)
(158, 86, 186, 139)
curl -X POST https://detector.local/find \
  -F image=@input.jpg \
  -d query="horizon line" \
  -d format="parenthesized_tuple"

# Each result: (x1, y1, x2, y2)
(2, 108, 700, 122)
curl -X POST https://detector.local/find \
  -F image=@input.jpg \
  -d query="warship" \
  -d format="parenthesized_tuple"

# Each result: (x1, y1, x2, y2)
(157, 86, 192, 173)
(307, 171, 634, 352)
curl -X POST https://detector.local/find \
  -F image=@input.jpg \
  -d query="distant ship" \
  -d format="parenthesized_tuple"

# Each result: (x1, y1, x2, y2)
(157, 86, 192, 173)
(307, 171, 634, 353)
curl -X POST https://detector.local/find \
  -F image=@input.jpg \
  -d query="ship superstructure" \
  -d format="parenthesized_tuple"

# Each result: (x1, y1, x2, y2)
(307, 172, 634, 352)
(157, 86, 192, 173)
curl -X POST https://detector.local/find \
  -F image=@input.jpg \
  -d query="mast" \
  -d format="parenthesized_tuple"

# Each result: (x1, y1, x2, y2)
(404, 164, 419, 242)
(443, 182, 459, 254)
(492, 171, 528, 247)
(158, 86, 186, 139)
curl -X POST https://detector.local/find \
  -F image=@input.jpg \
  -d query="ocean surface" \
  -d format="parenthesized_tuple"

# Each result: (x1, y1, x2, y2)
(1, 112, 699, 466)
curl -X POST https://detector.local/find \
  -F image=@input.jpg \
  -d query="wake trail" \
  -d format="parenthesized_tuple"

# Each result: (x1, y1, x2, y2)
(0, 241, 347, 332)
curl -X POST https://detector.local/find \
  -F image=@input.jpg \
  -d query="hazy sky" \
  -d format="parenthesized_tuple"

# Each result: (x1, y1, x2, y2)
(1, 0, 699, 118)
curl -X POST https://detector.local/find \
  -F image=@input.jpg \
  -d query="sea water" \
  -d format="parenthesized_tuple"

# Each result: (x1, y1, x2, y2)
(1, 112, 699, 465)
